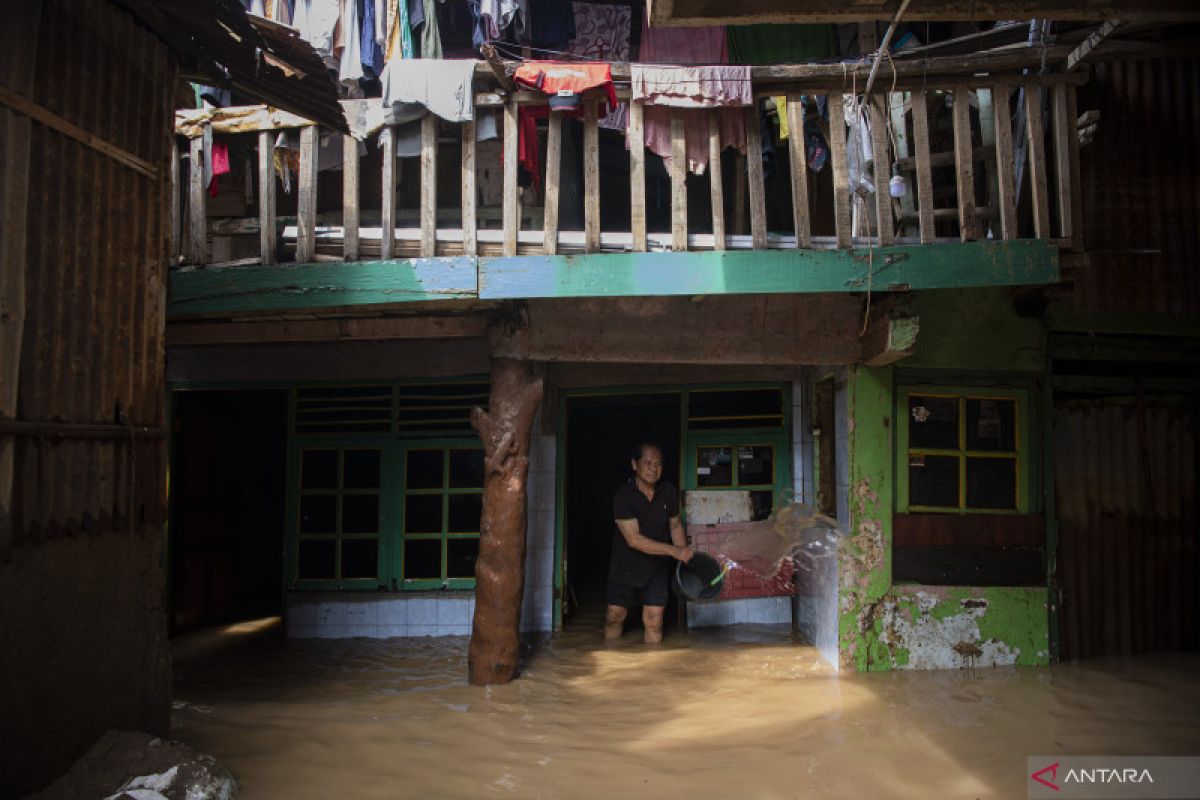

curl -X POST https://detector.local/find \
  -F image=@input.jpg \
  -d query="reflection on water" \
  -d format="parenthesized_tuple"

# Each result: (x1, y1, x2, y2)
(172, 619, 1200, 799)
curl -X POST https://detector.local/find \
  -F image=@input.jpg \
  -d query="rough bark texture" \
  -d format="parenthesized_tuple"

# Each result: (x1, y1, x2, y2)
(468, 357, 543, 685)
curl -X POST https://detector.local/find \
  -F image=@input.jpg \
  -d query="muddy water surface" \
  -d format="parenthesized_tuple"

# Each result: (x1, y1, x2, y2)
(172, 619, 1200, 799)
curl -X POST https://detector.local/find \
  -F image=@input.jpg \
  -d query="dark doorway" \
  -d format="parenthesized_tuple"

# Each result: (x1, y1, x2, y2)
(564, 392, 682, 629)
(170, 390, 288, 634)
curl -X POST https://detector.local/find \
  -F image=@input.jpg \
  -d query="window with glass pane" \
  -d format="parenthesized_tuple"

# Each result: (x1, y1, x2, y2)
(694, 442, 780, 519)
(402, 445, 483, 584)
(904, 392, 1020, 511)
(296, 448, 381, 582)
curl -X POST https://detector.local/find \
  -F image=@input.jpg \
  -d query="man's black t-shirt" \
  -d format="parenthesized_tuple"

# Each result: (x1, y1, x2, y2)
(610, 479, 680, 586)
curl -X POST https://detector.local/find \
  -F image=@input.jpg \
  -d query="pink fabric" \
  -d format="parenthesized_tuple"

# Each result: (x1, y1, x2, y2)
(566, 2, 631, 130)
(208, 141, 231, 197)
(638, 19, 727, 64)
(631, 65, 752, 108)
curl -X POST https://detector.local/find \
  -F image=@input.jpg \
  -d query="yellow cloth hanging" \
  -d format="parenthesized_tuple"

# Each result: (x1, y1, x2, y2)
(773, 95, 789, 140)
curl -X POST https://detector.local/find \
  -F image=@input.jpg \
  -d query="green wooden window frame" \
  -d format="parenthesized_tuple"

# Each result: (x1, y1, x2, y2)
(685, 431, 792, 520)
(896, 385, 1031, 514)
(398, 441, 484, 590)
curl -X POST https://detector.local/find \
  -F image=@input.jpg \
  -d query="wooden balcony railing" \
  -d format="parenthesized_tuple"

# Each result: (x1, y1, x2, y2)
(172, 65, 1085, 268)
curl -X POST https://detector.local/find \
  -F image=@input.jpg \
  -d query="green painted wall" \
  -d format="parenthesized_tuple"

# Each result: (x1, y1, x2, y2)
(903, 287, 1046, 372)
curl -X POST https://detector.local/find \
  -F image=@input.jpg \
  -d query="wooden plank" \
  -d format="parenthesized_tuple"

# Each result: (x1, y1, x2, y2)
(860, 316, 919, 366)
(912, 88, 940, 242)
(170, 137, 181, 262)
(888, 91, 916, 235)
(976, 87, 999, 236)
(420, 113, 437, 258)
(167, 315, 490, 346)
(1067, 19, 1123, 71)
(258, 131, 276, 264)
(785, 95, 810, 248)
(1065, 83, 1084, 250)
(1052, 82, 1075, 244)
(868, 94, 894, 245)
(1023, 87, 1052, 239)
(381, 125, 397, 259)
(991, 84, 1018, 240)
(543, 112, 562, 256)
(629, 102, 647, 253)
(670, 109, 687, 251)
(296, 125, 318, 263)
(707, 110, 726, 251)
(584, 98, 600, 253)
(952, 86, 980, 241)
(827, 93, 852, 248)
(461, 120, 477, 256)
(745, 105, 768, 249)
(187, 133, 207, 264)
(502, 98, 518, 256)
(342, 134, 359, 260)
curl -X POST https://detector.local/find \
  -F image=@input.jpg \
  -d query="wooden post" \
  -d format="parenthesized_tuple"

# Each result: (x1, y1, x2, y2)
(952, 86, 980, 241)
(868, 94, 894, 245)
(888, 91, 916, 236)
(670, 110, 687, 251)
(503, 98, 518, 257)
(827, 93, 852, 248)
(258, 131, 276, 264)
(170, 137, 180, 263)
(461, 120, 477, 256)
(745, 104, 767, 250)
(977, 87, 999, 236)
(707, 111, 726, 251)
(420, 114, 437, 258)
(342, 134, 359, 260)
(629, 102, 647, 253)
(991, 83, 1018, 240)
(187, 133, 207, 264)
(583, 98, 600, 253)
(469, 357, 544, 686)
(785, 95, 810, 248)
(1023, 87, 1051, 239)
(1054, 81, 1083, 248)
(911, 90, 935, 244)
(381, 126, 397, 259)
(543, 112, 561, 256)
(296, 125, 318, 263)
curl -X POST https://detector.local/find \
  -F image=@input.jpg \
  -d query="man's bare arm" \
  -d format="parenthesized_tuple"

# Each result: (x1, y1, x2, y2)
(616, 518, 692, 561)
(668, 515, 694, 562)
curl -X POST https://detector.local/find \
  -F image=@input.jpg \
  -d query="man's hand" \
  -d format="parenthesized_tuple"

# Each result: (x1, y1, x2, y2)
(675, 546, 695, 563)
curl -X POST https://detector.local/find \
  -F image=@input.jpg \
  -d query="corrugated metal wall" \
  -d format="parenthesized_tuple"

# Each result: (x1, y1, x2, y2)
(1055, 401, 1197, 660)
(1075, 58, 1200, 314)
(2, 0, 176, 549)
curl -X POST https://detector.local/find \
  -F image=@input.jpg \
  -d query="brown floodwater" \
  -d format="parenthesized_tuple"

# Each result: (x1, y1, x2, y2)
(171, 618, 1200, 799)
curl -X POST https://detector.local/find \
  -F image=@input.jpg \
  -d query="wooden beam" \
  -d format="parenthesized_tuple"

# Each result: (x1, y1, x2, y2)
(707, 110, 726, 251)
(296, 125, 318, 263)
(647, 1, 1198, 25)
(1024, 87, 1052, 239)
(1064, 83, 1084, 250)
(342, 134, 359, 260)
(461, 119, 477, 256)
(952, 86, 980, 241)
(860, 315, 920, 367)
(670, 109, 687, 251)
(888, 91, 916, 236)
(629, 102, 647, 253)
(910, 89, 935, 244)
(745, 105, 768, 249)
(420, 113, 437, 258)
(381, 125, 397, 259)
(584, 98, 600, 253)
(1052, 82, 1075, 245)
(827, 92, 852, 248)
(188, 133, 207, 264)
(785, 95, 810, 248)
(1066, 19, 1123, 70)
(258, 131, 276, 264)
(503, 98, 518, 256)
(166, 314, 489, 346)
(170, 137, 181, 262)
(543, 112, 562, 256)
(868, 94, 894, 245)
(991, 84, 1018, 240)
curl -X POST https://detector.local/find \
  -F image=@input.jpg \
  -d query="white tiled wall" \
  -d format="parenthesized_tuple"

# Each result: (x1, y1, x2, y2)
(687, 596, 792, 627)
(287, 593, 476, 638)
(521, 423, 557, 633)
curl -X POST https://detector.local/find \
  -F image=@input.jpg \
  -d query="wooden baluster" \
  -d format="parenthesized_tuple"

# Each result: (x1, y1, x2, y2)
(868, 93, 894, 245)
(584, 98, 600, 253)
(670, 109, 687, 251)
(381, 126, 397, 259)
(543, 111, 561, 256)
(1053, 81, 1083, 248)
(461, 119, 477, 256)
(888, 91, 916, 236)
(296, 125, 318, 262)
(707, 111, 725, 251)
(170, 137, 180, 262)
(629, 102, 647, 253)
(785, 95, 810, 248)
(827, 93, 852, 248)
(258, 132, 276, 264)
(420, 114, 437, 258)
(1023, 87, 1051, 239)
(910, 89, 935, 244)
(745, 104, 767, 249)
(187, 133, 207, 264)
(342, 134, 359, 260)
(503, 98, 518, 256)
(991, 83, 1017, 240)
(952, 86, 979, 241)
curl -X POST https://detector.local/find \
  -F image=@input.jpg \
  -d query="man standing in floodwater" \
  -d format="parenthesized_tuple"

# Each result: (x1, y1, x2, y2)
(606, 443, 694, 643)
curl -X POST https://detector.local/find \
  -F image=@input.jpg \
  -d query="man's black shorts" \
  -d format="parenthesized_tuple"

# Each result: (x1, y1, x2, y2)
(607, 559, 671, 608)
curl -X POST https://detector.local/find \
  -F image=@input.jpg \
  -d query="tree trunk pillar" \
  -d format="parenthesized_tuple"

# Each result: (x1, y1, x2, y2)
(468, 356, 543, 685)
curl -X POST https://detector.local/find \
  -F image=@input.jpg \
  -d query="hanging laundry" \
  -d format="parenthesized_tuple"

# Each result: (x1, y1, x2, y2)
(292, 0, 342, 69)
(772, 96, 829, 173)
(631, 65, 751, 108)
(265, 0, 292, 25)
(527, 0, 575, 52)
(469, 0, 522, 51)
(637, 20, 726, 65)
(208, 141, 231, 198)
(408, 0, 443, 59)
(361, 0, 385, 78)
(338, 0, 364, 88)
(386, 0, 414, 60)
(513, 61, 617, 115)
(565, 2, 630, 130)
(380, 58, 477, 122)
